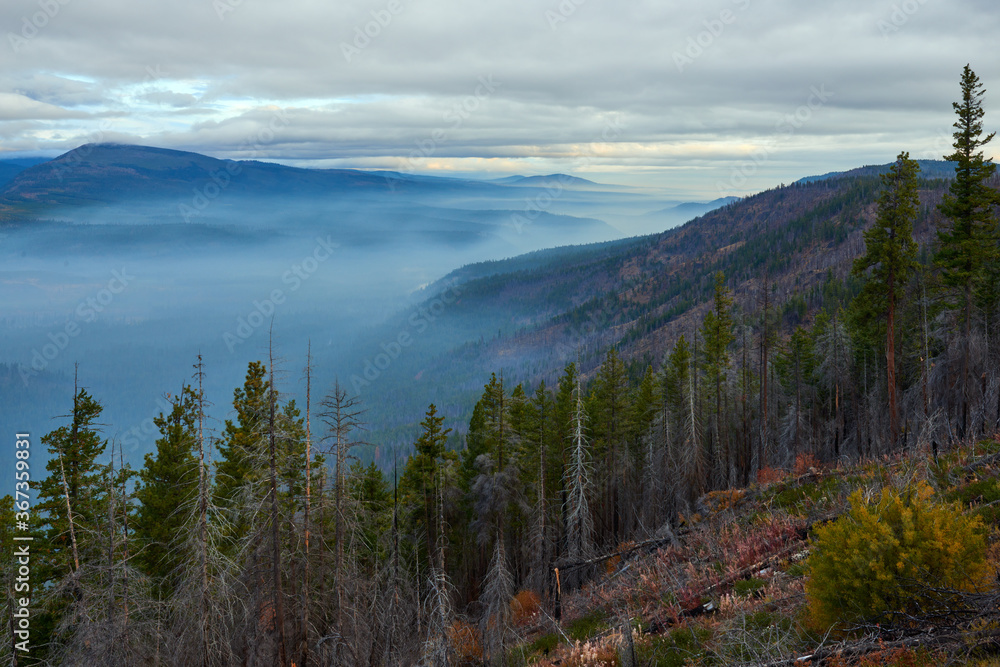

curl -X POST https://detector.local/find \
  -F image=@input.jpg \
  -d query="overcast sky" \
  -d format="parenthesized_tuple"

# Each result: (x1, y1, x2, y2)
(1, 0, 997, 198)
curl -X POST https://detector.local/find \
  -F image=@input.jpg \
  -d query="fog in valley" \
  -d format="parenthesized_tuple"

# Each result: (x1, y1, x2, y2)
(0, 149, 726, 479)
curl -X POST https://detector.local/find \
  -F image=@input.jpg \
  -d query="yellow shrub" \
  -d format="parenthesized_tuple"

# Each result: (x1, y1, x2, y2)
(805, 482, 990, 632)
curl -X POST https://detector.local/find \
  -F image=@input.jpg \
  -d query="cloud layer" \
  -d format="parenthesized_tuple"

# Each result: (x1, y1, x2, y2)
(1, 0, 997, 196)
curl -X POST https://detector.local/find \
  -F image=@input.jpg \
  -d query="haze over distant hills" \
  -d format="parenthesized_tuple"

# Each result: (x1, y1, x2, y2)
(0, 143, 959, 478)
(0, 142, 734, 477)
(0, 144, 621, 250)
(338, 162, 957, 460)
(489, 173, 618, 190)
(0, 144, 735, 238)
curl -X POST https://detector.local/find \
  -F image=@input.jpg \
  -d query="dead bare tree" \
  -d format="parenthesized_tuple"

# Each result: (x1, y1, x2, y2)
(421, 482, 455, 667)
(318, 379, 367, 662)
(267, 327, 290, 666)
(49, 444, 160, 667)
(300, 341, 314, 667)
(193, 354, 211, 667)
(564, 376, 595, 589)
(480, 537, 515, 667)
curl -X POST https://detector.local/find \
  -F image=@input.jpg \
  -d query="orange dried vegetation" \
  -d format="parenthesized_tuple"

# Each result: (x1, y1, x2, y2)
(757, 466, 786, 485)
(510, 589, 541, 624)
(446, 619, 482, 662)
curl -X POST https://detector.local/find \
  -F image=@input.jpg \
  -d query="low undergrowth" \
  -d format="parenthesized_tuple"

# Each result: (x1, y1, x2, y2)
(508, 439, 1000, 666)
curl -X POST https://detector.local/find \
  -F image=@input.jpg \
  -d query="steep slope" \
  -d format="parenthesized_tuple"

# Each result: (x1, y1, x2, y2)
(353, 166, 955, 457)
(0, 157, 48, 188)
(511, 438, 1000, 665)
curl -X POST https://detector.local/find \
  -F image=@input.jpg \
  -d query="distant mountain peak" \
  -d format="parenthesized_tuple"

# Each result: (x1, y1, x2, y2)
(53, 142, 225, 166)
(492, 173, 605, 189)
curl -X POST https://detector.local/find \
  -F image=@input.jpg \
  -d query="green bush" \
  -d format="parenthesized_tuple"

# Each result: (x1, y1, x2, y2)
(565, 609, 607, 641)
(770, 476, 840, 512)
(733, 577, 766, 597)
(805, 482, 990, 632)
(947, 476, 1000, 526)
(634, 626, 711, 667)
(527, 633, 559, 656)
(785, 562, 806, 578)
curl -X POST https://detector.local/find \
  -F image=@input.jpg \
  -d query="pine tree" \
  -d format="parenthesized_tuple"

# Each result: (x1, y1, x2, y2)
(936, 65, 1000, 438)
(470, 373, 518, 549)
(631, 365, 660, 530)
(630, 365, 658, 444)
(526, 381, 556, 593)
(348, 460, 391, 574)
(778, 326, 816, 460)
(133, 386, 200, 596)
(34, 380, 109, 658)
(36, 385, 107, 580)
(589, 349, 630, 544)
(853, 152, 921, 446)
(702, 272, 735, 485)
(469, 373, 518, 666)
(551, 363, 578, 566)
(214, 361, 270, 541)
(192, 354, 212, 667)
(400, 404, 453, 573)
(814, 310, 853, 459)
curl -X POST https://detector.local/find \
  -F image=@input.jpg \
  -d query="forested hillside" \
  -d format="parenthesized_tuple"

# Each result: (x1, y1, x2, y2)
(4, 67, 1000, 666)
(351, 165, 961, 460)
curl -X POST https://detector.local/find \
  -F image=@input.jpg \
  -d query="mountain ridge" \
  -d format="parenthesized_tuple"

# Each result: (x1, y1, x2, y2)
(348, 165, 955, 453)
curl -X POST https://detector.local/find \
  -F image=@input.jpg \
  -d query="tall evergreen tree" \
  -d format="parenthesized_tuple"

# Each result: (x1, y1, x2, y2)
(133, 386, 200, 596)
(34, 382, 109, 656)
(214, 361, 270, 527)
(525, 381, 556, 591)
(814, 309, 853, 459)
(470, 374, 518, 665)
(778, 326, 816, 459)
(551, 363, 578, 563)
(702, 272, 735, 485)
(399, 404, 453, 573)
(589, 348, 630, 544)
(36, 386, 107, 579)
(470, 373, 517, 548)
(853, 152, 921, 446)
(936, 65, 1000, 437)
